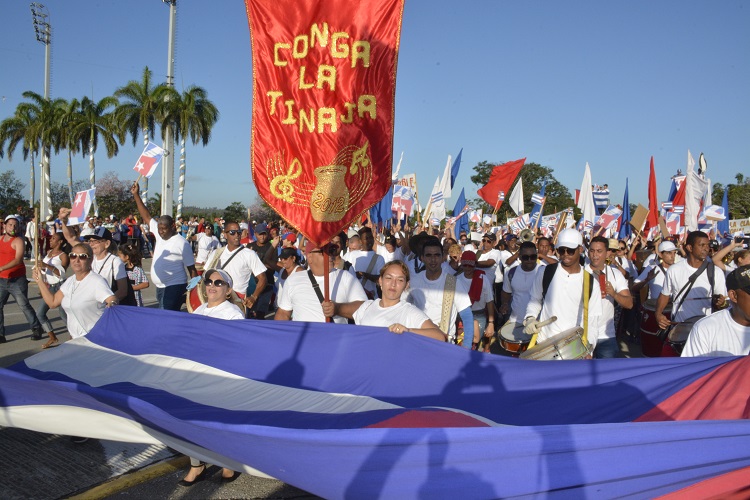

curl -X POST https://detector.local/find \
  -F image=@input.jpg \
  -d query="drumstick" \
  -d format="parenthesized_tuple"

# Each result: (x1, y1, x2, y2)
(536, 316, 558, 328)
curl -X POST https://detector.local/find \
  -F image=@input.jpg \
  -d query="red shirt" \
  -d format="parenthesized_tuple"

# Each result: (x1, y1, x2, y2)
(0, 236, 25, 279)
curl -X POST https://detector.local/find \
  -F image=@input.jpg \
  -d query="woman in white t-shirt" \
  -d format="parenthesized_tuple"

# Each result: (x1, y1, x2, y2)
(33, 243, 116, 340)
(34, 231, 70, 348)
(322, 261, 446, 341)
(181, 268, 242, 485)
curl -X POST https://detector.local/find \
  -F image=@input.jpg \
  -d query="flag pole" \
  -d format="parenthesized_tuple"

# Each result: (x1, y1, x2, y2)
(492, 196, 502, 216)
(322, 241, 331, 323)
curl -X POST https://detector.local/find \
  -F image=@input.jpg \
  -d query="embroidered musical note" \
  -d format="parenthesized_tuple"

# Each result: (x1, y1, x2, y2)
(270, 158, 303, 203)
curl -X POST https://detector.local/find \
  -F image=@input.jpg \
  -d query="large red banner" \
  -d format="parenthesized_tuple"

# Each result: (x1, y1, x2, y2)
(246, 0, 404, 246)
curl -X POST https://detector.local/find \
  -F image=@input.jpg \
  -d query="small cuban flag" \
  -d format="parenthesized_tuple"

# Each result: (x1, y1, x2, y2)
(531, 192, 546, 206)
(133, 141, 166, 179)
(68, 188, 95, 226)
(661, 201, 673, 211)
(497, 191, 505, 202)
(672, 205, 685, 214)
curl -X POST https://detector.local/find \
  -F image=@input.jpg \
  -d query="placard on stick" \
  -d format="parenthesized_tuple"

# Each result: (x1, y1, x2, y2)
(630, 204, 649, 233)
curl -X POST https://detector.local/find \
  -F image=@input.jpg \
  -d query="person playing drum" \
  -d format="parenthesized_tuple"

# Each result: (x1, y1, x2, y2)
(321, 260, 445, 341)
(682, 265, 750, 356)
(656, 231, 727, 331)
(456, 251, 496, 350)
(523, 228, 604, 354)
(500, 241, 541, 324)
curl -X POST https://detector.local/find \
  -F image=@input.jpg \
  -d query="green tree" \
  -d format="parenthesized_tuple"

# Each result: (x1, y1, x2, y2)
(74, 95, 121, 216)
(16, 91, 66, 217)
(58, 98, 82, 206)
(247, 196, 280, 223)
(0, 170, 27, 214)
(223, 201, 247, 223)
(470, 161, 574, 223)
(161, 85, 219, 219)
(713, 173, 750, 220)
(0, 106, 40, 205)
(114, 66, 171, 200)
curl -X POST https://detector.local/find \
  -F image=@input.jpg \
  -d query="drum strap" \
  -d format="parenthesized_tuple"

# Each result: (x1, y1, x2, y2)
(439, 274, 457, 336)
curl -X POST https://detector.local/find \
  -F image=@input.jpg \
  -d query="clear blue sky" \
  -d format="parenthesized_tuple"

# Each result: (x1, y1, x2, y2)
(1, 0, 748, 212)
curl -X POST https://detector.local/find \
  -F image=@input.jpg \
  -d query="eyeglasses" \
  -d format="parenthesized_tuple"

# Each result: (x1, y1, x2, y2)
(69, 252, 89, 260)
(558, 247, 578, 256)
(225, 230, 240, 235)
(520, 254, 538, 262)
(482, 239, 493, 243)
(204, 279, 228, 287)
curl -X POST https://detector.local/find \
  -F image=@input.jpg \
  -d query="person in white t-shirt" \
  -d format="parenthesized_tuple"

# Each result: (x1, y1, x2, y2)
(475, 232, 502, 285)
(322, 260, 445, 341)
(632, 240, 678, 301)
(682, 265, 750, 356)
(405, 237, 474, 346)
(501, 241, 541, 324)
(194, 224, 219, 273)
(456, 251, 495, 349)
(33, 243, 116, 340)
(344, 227, 385, 299)
(375, 234, 404, 264)
(585, 236, 633, 358)
(131, 182, 197, 311)
(656, 231, 727, 328)
(275, 241, 367, 323)
(182, 267, 242, 485)
(524, 228, 603, 354)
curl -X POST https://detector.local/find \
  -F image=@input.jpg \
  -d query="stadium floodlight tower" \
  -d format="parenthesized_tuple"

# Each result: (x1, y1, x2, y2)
(30, 2, 52, 218)
(161, 0, 177, 217)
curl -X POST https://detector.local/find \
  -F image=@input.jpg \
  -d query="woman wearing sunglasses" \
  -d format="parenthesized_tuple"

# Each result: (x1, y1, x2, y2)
(33, 243, 117, 340)
(180, 268, 242, 486)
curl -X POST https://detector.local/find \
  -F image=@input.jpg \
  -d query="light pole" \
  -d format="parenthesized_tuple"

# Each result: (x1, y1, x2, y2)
(30, 2, 52, 218)
(161, 0, 177, 217)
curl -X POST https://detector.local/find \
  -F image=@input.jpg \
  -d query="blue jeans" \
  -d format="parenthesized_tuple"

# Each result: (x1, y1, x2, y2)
(156, 284, 187, 311)
(36, 281, 67, 333)
(594, 337, 619, 359)
(0, 277, 42, 336)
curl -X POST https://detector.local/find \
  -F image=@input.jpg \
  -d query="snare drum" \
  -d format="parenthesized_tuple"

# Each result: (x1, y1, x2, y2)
(520, 327, 591, 360)
(662, 316, 703, 357)
(499, 322, 532, 356)
(640, 299, 672, 357)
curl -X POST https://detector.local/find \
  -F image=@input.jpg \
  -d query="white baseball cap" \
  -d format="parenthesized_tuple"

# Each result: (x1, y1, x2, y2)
(658, 241, 678, 253)
(556, 228, 583, 249)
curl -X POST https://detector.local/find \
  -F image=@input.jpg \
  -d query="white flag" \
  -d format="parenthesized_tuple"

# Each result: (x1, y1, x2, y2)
(439, 154, 452, 200)
(577, 162, 596, 228)
(508, 177, 524, 216)
(684, 160, 710, 232)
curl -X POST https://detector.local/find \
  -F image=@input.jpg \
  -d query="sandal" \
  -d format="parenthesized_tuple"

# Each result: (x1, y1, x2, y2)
(42, 339, 60, 349)
(179, 463, 207, 487)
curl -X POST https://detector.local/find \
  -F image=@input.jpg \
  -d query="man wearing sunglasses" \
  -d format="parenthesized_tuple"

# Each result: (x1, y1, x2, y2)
(524, 229, 603, 353)
(205, 222, 268, 315)
(131, 182, 197, 311)
(501, 241, 541, 325)
(475, 233, 501, 286)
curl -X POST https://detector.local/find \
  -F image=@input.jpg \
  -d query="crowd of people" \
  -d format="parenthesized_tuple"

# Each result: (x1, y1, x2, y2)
(1, 191, 749, 481)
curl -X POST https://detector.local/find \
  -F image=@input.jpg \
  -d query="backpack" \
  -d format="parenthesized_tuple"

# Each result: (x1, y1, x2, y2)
(541, 263, 595, 302)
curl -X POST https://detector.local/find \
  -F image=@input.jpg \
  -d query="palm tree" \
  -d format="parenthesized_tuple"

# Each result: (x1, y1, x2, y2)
(0, 106, 41, 206)
(162, 85, 219, 219)
(58, 98, 82, 206)
(74, 95, 121, 216)
(114, 66, 170, 201)
(17, 91, 66, 218)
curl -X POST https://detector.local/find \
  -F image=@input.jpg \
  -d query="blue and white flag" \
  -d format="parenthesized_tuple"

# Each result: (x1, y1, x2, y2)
(528, 181, 547, 229)
(593, 185, 610, 212)
(3, 308, 750, 498)
(672, 205, 685, 214)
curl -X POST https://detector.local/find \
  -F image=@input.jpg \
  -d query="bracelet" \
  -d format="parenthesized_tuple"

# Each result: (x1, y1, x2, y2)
(248, 295, 257, 302)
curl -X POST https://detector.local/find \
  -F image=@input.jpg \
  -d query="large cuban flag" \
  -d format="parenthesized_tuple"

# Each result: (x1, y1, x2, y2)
(1, 307, 750, 499)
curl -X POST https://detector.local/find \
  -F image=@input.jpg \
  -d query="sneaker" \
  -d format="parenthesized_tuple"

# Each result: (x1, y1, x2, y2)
(70, 436, 89, 444)
(31, 329, 43, 341)
(0, 335, 6, 344)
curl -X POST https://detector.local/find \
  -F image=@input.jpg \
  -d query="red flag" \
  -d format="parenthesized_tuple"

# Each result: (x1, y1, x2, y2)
(477, 158, 526, 207)
(247, 0, 404, 246)
(645, 156, 659, 231)
(671, 176, 687, 226)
